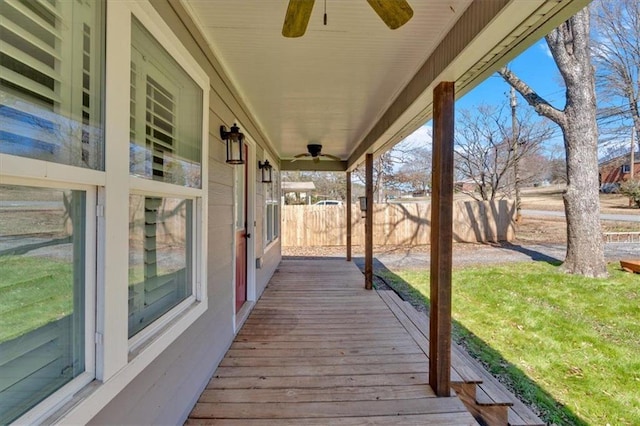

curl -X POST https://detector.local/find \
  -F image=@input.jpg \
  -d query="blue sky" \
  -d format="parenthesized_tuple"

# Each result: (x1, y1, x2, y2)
(402, 38, 634, 160)
(457, 41, 565, 111)
(401, 40, 567, 153)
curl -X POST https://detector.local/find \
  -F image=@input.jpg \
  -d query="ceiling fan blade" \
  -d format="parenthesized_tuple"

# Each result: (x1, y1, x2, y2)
(291, 153, 310, 163)
(321, 153, 342, 161)
(366, 0, 413, 30)
(282, 0, 315, 38)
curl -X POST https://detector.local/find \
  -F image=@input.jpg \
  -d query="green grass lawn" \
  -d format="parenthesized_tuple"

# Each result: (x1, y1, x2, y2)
(378, 262, 640, 425)
(0, 256, 73, 342)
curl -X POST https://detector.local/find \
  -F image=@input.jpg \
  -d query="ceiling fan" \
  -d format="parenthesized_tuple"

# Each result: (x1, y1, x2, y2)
(282, 0, 414, 38)
(291, 144, 341, 162)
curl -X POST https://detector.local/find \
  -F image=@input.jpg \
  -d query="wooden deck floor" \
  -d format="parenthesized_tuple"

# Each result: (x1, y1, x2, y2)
(187, 258, 477, 425)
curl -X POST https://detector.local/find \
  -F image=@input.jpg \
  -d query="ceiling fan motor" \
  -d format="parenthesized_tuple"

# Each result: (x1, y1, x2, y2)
(307, 144, 323, 157)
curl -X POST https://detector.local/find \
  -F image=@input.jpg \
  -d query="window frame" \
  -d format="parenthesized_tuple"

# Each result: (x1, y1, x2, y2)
(263, 156, 280, 248)
(126, 189, 201, 352)
(98, 0, 209, 365)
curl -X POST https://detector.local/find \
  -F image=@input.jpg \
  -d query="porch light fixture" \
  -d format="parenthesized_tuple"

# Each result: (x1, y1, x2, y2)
(258, 160, 273, 183)
(358, 196, 367, 218)
(221, 123, 245, 165)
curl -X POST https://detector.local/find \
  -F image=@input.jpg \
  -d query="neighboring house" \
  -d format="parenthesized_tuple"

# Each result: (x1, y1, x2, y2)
(599, 152, 640, 186)
(0, 0, 588, 424)
(455, 179, 478, 193)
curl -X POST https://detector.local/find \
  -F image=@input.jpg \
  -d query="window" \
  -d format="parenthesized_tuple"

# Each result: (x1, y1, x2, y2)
(622, 164, 631, 173)
(128, 195, 193, 337)
(127, 17, 205, 341)
(265, 163, 280, 245)
(0, 0, 104, 169)
(0, 185, 90, 424)
(130, 18, 202, 188)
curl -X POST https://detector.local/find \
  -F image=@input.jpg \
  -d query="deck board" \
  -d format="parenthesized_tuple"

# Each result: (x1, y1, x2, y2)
(187, 258, 477, 425)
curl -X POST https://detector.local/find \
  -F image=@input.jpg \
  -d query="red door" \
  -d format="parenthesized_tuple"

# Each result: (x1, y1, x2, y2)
(235, 146, 248, 312)
(235, 229, 246, 312)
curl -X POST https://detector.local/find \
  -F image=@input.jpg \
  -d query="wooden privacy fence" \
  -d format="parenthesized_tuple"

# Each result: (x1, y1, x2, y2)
(282, 200, 515, 247)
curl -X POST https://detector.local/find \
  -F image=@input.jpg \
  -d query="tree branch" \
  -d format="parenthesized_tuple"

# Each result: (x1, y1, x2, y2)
(498, 67, 566, 127)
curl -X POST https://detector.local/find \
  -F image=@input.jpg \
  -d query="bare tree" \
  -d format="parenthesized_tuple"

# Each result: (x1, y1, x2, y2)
(592, 0, 640, 150)
(395, 146, 432, 195)
(454, 104, 551, 201)
(543, 144, 568, 184)
(353, 150, 400, 203)
(281, 171, 347, 203)
(499, 8, 607, 278)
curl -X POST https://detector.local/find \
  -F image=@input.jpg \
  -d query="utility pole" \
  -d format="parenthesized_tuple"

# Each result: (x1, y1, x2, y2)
(631, 129, 635, 207)
(510, 86, 521, 222)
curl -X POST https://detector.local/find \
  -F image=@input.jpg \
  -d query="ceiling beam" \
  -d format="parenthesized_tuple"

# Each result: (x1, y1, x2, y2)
(280, 160, 348, 172)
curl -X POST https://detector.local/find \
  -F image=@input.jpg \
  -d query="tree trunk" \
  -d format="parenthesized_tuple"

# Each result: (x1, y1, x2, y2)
(562, 111, 606, 276)
(551, 10, 607, 277)
(499, 8, 607, 277)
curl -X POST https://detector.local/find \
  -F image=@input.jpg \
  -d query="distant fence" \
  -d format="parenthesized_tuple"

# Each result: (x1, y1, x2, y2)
(603, 232, 640, 243)
(282, 200, 515, 247)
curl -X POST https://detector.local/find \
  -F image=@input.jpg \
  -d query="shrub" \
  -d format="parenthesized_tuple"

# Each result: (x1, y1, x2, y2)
(619, 179, 640, 207)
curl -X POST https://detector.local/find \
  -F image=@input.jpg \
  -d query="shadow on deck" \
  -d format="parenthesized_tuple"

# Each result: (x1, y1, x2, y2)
(187, 258, 477, 425)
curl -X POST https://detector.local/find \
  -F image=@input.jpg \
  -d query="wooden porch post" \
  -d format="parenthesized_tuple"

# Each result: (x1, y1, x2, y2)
(364, 153, 373, 290)
(346, 171, 352, 261)
(429, 81, 455, 397)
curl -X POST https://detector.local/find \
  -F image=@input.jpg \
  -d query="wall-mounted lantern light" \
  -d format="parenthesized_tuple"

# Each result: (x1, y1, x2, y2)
(258, 160, 273, 183)
(220, 123, 245, 165)
(358, 196, 367, 218)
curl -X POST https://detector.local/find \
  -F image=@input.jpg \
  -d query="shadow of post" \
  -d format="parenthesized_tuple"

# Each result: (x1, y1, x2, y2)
(351, 256, 588, 426)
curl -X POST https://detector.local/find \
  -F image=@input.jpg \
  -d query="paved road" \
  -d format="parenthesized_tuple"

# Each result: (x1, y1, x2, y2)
(522, 209, 640, 223)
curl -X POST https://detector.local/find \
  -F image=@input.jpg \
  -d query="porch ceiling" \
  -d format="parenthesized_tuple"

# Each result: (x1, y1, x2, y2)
(183, 0, 589, 171)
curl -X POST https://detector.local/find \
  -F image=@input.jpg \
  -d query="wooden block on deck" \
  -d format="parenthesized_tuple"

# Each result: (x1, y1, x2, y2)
(508, 406, 545, 426)
(475, 385, 512, 407)
(620, 259, 640, 273)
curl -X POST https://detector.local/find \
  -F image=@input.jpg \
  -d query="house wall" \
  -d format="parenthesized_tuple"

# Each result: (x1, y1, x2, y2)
(600, 157, 640, 184)
(87, 1, 280, 424)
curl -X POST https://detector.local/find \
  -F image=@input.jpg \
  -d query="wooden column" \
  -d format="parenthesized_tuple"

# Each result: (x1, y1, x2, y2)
(346, 171, 352, 261)
(429, 81, 455, 397)
(364, 153, 373, 290)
